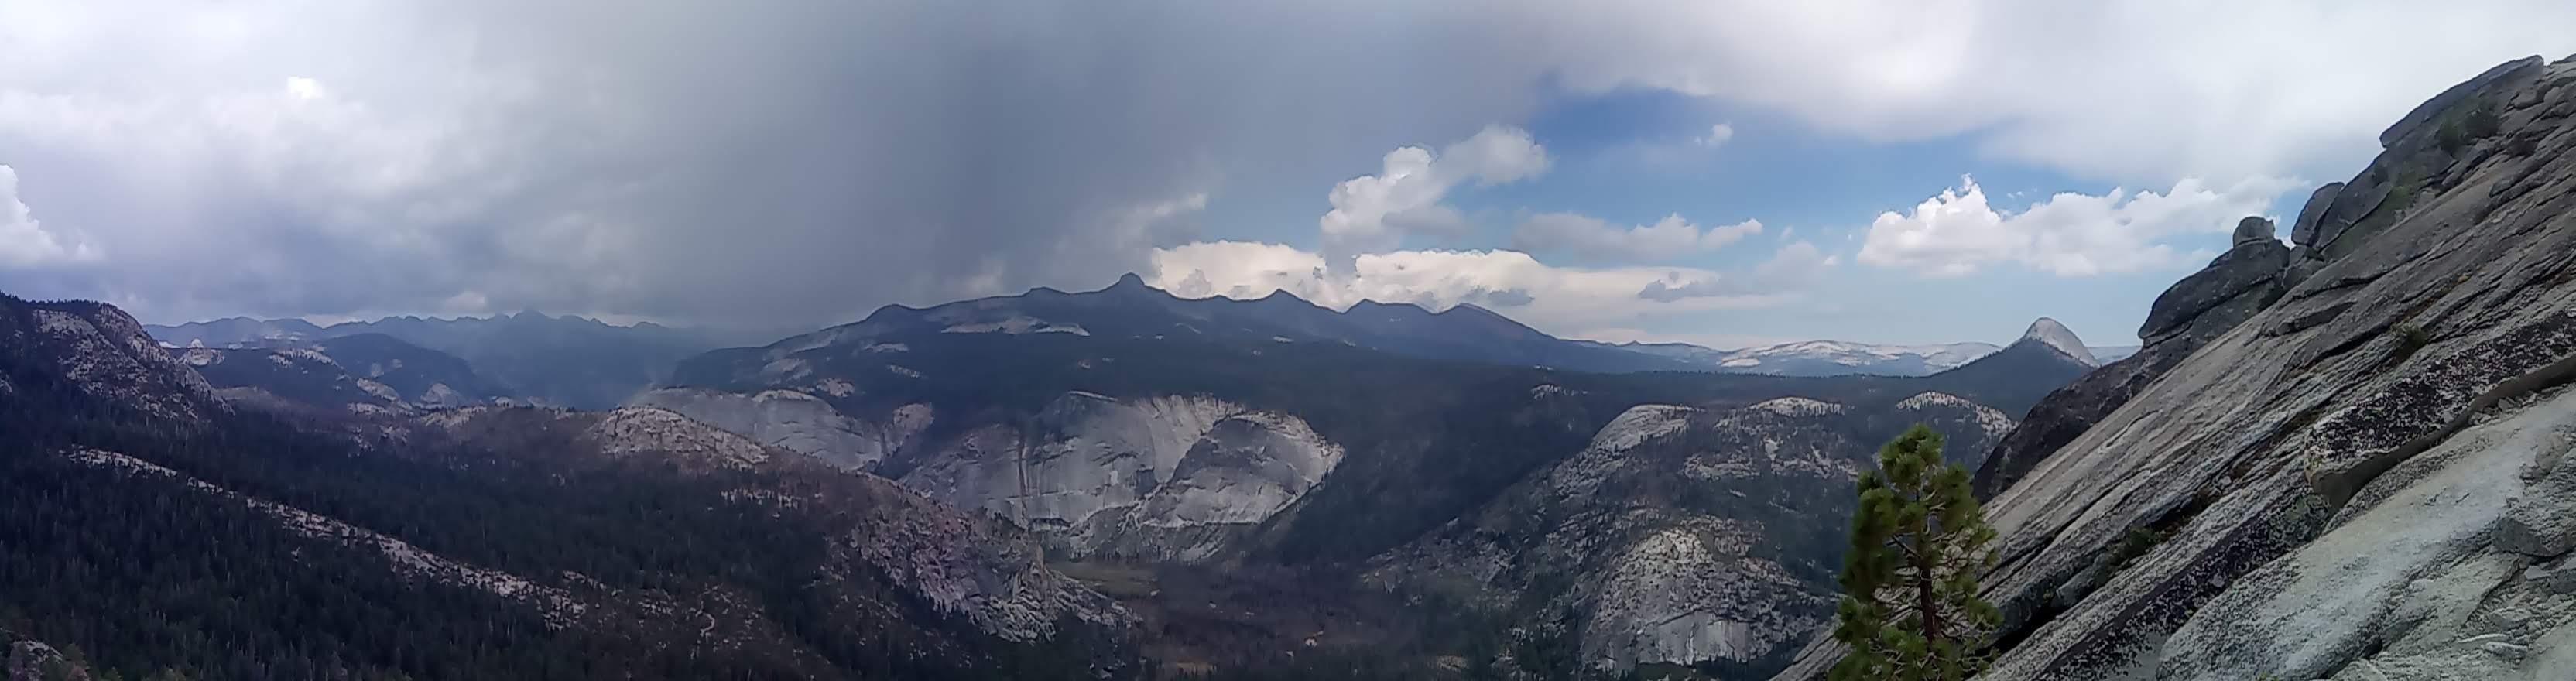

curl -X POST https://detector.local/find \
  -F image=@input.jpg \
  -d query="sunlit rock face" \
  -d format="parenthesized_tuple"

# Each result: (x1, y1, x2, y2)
(631, 386, 930, 471)
(1372, 392, 2014, 675)
(1777, 53, 2576, 681)
(898, 392, 1343, 563)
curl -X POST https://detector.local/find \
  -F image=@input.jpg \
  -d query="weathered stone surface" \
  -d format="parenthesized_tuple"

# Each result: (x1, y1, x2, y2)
(1775, 53, 2576, 681)
(1971, 349, 2182, 499)
(630, 386, 927, 470)
(2139, 239, 2290, 345)
(898, 392, 1342, 563)
(2232, 216, 2277, 246)
(2379, 56, 2543, 146)
(2153, 389, 2576, 680)
(4, 638, 91, 681)
(1384, 394, 2014, 676)
(2498, 447, 2576, 557)
(0, 299, 221, 421)
(2292, 182, 2345, 246)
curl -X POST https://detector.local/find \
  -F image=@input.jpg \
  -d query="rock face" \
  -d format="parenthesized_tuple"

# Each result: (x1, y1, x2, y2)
(2137, 234, 2290, 347)
(631, 386, 929, 470)
(0, 296, 221, 421)
(897, 392, 1343, 563)
(414, 404, 1134, 644)
(2023, 317, 2098, 366)
(1975, 221, 2294, 498)
(1780, 53, 2576, 681)
(3, 636, 91, 681)
(1374, 392, 2014, 676)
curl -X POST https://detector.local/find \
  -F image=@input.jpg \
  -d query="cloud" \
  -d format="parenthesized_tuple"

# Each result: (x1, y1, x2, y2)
(1857, 176, 2293, 276)
(1512, 212, 1762, 262)
(1490, 0, 2576, 182)
(0, 166, 97, 268)
(2, 0, 2568, 327)
(1147, 241, 1810, 337)
(1636, 240, 1836, 301)
(1696, 122, 1735, 148)
(1320, 125, 1547, 272)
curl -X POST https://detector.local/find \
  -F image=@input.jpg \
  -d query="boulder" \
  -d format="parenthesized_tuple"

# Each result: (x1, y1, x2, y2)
(2138, 238, 2290, 346)
(2232, 216, 2276, 246)
(2290, 182, 2344, 247)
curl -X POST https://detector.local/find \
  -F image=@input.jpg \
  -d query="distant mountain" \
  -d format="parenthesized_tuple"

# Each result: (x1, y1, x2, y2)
(177, 333, 517, 416)
(1577, 338, 2002, 377)
(1889, 317, 2105, 419)
(149, 316, 327, 346)
(150, 311, 731, 409)
(707, 273, 1706, 376)
(643, 277, 2096, 676)
(2, 289, 1134, 680)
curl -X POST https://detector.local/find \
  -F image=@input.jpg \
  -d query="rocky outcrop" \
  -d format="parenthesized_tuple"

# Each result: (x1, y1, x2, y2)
(416, 404, 1135, 643)
(1375, 392, 2013, 676)
(629, 386, 928, 470)
(899, 392, 1342, 563)
(3, 636, 91, 681)
(0, 296, 220, 421)
(1780, 53, 2576, 681)
(2153, 389, 2576, 681)
(1974, 223, 2293, 498)
(2139, 224, 2290, 347)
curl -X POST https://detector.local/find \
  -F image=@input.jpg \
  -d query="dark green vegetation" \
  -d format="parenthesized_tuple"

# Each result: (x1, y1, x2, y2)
(2394, 323, 2433, 361)
(1830, 426, 2000, 681)
(0, 293, 1122, 680)
(55, 276, 2095, 679)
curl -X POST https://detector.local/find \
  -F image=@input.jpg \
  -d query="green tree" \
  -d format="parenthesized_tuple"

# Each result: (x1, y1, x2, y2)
(1828, 425, 2001, 681)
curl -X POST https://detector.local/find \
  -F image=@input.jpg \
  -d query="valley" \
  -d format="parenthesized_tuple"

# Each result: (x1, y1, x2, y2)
(8, 10, 2574, 679)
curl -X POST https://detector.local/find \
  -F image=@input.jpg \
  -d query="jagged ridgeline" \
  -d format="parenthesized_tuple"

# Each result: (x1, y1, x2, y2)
(632, 272, 2095, 676)
(1775, 54, 2576, 681)
(9, 268, 2101, 679)
(0, 293, 1135, 679)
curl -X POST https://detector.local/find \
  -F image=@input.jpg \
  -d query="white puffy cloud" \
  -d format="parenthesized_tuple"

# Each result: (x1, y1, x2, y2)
(1857, 176, 2293, 276)
(1320, 125, 1547, 272)
(0, 166, 97, 267)
(1512, 212, 1762, 262)
(1149, 239, 1830, 339)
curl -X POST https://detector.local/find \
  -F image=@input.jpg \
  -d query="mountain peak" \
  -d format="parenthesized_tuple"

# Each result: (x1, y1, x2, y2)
(2020, 317, 2097, 366)
(1103, 272, 1150, 293)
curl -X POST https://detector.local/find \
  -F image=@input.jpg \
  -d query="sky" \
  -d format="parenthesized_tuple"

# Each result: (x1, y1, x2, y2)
(3, 1, 2573, 349)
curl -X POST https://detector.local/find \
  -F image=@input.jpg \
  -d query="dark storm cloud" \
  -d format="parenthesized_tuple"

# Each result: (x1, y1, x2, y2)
(0, 1, 1544, 327)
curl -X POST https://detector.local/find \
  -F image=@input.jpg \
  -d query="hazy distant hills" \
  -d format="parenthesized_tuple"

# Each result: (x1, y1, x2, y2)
(149, 311, 742, 409)
(115, 272, 2109, 677)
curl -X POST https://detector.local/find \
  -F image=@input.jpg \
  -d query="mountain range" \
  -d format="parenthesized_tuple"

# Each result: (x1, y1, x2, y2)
(148, 311, 754, 409)
(14, 50, 2576, 681)
(12, 260, 2102, 679)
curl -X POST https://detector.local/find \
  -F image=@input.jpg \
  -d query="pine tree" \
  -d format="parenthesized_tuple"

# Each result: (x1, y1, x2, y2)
(1829, 425, 2001, 681)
